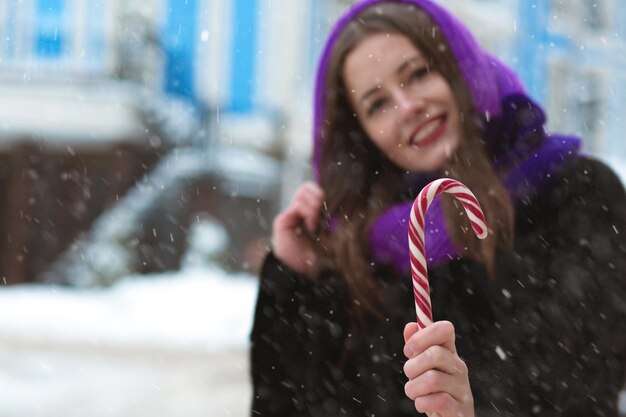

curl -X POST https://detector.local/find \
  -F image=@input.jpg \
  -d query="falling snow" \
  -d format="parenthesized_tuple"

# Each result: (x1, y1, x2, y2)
(0, 261, 258, 417)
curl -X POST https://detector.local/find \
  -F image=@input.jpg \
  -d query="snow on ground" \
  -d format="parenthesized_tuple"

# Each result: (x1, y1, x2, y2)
(0, 265, 258, 417)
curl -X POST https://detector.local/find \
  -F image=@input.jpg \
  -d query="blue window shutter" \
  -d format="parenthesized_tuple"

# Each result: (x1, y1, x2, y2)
(164, 0, 198, 101)
(35, 0, 65, 58)
(229, 0, 258, 113)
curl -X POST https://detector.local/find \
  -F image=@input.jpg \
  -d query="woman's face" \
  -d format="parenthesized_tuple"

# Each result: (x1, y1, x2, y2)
(343, 32, 461, 173)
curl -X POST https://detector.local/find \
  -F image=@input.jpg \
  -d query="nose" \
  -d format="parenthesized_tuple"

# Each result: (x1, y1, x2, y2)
(395, 89, 425, 121)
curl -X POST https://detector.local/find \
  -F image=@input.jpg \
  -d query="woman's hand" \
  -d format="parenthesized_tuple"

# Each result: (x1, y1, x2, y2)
(272, 181, 325, 278)
(403, 321, 475, 417)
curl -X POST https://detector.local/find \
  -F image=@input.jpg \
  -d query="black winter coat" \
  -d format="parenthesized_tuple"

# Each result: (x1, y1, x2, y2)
(250, 157, 626, 417)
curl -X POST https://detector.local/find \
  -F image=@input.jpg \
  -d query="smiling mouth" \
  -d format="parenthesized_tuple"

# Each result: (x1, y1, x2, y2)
(410, 116, 446, 148)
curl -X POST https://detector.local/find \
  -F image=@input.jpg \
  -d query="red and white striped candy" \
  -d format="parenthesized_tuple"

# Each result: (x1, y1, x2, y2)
(408, 178, 488, 329)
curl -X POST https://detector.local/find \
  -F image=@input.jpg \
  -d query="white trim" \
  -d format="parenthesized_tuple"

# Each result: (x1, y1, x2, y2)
(197, 0, 233, 108)
(256, 0, 309, 110)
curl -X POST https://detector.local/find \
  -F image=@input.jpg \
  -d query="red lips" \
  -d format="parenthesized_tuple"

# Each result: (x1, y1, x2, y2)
(409, 115, 447, 149)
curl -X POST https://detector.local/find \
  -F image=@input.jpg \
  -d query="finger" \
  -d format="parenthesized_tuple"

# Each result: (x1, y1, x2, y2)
(291, 186, 324, 234)
(273, 206, 303, 231)
(293, 182, 324, 208)
(403, 322, 420, 345)
(404, 369, 468, 404)
(403, 345, 468, 380)
(300, 181, 325, 198)
(413, 392, 456, 416)
(405, 321, 456, 357)
(416, 391, 473, 417)
(275, 198, 319, 233)
(297, 192, 324, 234)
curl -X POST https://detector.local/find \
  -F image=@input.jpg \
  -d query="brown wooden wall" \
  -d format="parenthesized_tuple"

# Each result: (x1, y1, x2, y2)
(0, 139, 280, 285)
(0, 139, 162, 285)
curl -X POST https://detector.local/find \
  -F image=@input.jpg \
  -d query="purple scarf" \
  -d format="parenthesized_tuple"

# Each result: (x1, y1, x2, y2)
(369, 95, 581, 273)
(312, 0, 581, 274)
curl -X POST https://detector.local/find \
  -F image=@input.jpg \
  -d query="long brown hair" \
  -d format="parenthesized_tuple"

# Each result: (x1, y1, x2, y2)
(316, 3, 514, 319)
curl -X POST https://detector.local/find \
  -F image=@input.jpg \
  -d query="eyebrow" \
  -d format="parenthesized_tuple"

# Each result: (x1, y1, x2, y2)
(359, 55, 422, 104)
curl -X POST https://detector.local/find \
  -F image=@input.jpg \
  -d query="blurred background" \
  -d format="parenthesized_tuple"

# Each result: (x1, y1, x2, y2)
(0, 0, 624, 415)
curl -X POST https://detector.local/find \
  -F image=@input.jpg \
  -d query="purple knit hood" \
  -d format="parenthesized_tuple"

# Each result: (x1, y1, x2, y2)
(312, 0, 581, 273)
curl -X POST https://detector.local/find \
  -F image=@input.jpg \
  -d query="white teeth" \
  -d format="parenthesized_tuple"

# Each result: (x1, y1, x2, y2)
(412, 119, 440, 144)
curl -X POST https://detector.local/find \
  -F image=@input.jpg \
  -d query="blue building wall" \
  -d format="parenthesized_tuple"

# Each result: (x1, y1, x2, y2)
(515, 0, 626, 157)
(35, 0, 66, 58)
(4, 1, 19, 59)
(2, 0, 624, 160)
(514, 0, 548, 105)
(164, 0, 199, 101)
(84, 1, 107, 73)
(1, 0, 107, 74)
(228, 0, 259, 113)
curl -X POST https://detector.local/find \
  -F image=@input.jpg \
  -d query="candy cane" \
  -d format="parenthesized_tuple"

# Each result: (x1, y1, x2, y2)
(408, 178, 488, 329)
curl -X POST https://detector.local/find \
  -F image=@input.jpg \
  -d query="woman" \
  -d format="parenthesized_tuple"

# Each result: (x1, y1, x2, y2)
(250, 0, 626, 416)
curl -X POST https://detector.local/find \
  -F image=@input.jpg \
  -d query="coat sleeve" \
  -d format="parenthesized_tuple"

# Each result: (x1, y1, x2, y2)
(249, 252, 346, 416)
(551, 158, 626, 415)
(487, 157, 626, 416)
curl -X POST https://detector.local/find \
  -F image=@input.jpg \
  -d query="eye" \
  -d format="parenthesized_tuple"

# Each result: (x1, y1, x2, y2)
(408, 66, 430, 83)
(366, 97, 387, 117)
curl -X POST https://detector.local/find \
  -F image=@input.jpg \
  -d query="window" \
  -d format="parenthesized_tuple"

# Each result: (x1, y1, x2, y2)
(548, 0, 578, 33)
(573, 72, 606, 154)
(546, 57, 567, 133)
(581, 0, 609, 32)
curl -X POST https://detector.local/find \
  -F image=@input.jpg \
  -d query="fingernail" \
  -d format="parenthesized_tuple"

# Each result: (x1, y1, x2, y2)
(406, 343, 415, 358)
